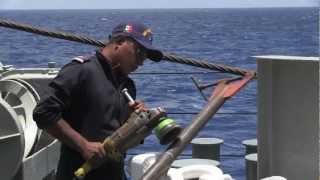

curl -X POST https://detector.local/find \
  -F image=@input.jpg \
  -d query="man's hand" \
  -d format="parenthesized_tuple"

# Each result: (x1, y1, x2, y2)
(45, 119, 107, 161)
(80, 141, 106, 161)
(128, 100, 147, 112)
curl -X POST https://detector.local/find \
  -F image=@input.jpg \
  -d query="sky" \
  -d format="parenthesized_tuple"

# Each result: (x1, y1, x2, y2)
(0, 0, 318, 9)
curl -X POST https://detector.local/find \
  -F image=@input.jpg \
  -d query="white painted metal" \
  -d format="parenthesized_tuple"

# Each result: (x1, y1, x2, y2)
(14, 140, 61, 180)
(0, 80, 39, 158)
(256, 55, 319, 180)
(0, 98, 24, 180)
(171, 158, 220, 168)
(0, 69, 58, 80)
(0, 64, 60, 180)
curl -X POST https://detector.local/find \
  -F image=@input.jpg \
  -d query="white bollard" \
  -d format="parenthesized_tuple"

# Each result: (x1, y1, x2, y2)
(199, 174, 233, 180)
(260, 176, 287, 180)
(171, 158, 220, 169)
(177, 165, 227, 179)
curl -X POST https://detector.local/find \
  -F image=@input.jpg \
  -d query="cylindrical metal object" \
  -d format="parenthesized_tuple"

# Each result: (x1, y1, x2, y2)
(121, 88, 135, 104)
(142, 94, 227, 180)
(171, 158, 220, 168)
(141, 75, 254, 180)
(191, 137, 224, 161)
(47, 62, 56, 68)
(242, 139, 257, 155)
(245, 153, 257, 180)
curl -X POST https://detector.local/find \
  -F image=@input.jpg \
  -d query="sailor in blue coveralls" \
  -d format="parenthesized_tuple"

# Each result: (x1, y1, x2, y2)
(33, 22, 163, 180)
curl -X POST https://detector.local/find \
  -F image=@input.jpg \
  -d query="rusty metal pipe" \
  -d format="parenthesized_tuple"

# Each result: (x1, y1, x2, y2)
(141, 90, 226, 180)
(141, 74, 254, 180)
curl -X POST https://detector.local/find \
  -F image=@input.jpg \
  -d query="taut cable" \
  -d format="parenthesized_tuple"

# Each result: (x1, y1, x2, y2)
(0, 18, 257, 78)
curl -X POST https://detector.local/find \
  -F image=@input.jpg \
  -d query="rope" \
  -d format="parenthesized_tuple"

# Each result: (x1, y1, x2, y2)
(0, 18, 257, 77)
(0, 19, 105, 47)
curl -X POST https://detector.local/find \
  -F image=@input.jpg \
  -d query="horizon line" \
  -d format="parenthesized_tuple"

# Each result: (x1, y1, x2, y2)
(0, 6, 317, 10)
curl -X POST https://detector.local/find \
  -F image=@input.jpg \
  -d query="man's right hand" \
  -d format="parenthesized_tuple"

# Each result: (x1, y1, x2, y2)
(45, 119, 107, 161)
(128, 100, 147, 113)
(80, 141, 106, 161)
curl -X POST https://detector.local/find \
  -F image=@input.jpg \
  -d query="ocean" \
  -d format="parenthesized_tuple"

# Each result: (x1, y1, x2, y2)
(0, 8, 318, 179)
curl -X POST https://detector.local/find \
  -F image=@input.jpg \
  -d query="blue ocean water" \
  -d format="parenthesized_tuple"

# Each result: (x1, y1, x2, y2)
(0, 8, 318, 179)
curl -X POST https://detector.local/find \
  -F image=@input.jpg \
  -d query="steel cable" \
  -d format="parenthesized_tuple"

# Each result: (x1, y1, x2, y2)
(0, 18, 257, 78)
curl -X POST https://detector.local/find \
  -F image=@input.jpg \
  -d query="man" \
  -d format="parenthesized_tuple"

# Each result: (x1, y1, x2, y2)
(33, 21, 163, 180)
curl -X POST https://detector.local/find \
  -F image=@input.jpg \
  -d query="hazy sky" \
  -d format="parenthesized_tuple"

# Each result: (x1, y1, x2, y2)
(0, 0, 318, 9)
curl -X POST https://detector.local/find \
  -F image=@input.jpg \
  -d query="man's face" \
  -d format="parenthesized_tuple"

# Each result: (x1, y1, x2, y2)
(116, 39, 147, 75)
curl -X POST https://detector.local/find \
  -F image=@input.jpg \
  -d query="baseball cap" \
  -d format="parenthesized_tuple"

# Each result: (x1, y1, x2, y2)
(110, 22, 163, 62)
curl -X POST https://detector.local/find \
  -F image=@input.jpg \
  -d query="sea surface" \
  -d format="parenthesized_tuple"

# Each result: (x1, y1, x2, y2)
(0, 8, 318, 180)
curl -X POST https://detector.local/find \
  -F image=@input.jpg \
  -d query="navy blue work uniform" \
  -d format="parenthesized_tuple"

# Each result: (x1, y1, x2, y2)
(33, 51, 135, 180)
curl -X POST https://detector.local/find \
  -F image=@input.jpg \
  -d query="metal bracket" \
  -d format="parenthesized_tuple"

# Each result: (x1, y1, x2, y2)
(191, 76, 244, 101)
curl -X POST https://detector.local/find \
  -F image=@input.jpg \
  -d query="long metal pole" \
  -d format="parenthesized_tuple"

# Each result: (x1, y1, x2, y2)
(141, 74, 254, 180)
(142, 93, 226, 180)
